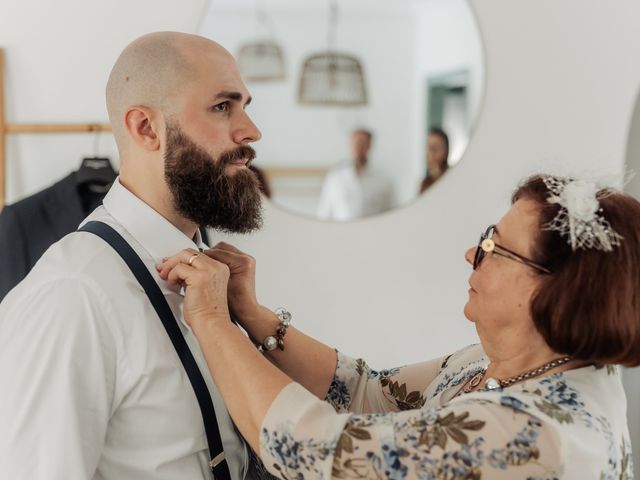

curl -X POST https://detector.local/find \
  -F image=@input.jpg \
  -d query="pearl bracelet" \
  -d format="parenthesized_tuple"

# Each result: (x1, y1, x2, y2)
(257, 308, 292, 353)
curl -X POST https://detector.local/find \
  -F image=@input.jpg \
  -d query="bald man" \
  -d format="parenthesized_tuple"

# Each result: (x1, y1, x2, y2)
(0, 32, 264, 479)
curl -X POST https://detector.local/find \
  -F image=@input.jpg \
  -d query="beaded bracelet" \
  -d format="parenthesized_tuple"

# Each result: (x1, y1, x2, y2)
(257, 308, 292, 353)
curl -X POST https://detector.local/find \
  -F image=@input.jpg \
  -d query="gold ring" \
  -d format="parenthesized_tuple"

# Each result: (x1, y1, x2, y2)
(187, 253, 200, 266)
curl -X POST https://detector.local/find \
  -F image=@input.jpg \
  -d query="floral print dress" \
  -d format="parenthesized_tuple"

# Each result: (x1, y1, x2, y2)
(259, 344, 633, 479)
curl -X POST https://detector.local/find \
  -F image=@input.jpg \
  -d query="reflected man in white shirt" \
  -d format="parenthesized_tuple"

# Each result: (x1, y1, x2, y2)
(0, 32, 265, 479)
(317, 129, 395, 221)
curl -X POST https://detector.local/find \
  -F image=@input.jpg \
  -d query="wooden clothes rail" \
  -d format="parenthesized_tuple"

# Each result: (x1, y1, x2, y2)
(0, 47, 329, 210)
(0, 47, 111, 210)
(263, 166, 327, 176)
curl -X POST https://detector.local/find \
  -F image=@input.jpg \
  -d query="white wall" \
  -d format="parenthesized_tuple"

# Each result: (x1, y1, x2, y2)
(0, 0, 208, 203)
(2, 0, 640, 425)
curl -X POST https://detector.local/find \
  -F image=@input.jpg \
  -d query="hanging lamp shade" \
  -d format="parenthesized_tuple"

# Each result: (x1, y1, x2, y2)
(238, 41, 286, 82)
(298, 51, 368, 106)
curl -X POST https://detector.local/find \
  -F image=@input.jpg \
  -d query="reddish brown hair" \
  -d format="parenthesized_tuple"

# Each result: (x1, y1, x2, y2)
(513, 175, 640, 366)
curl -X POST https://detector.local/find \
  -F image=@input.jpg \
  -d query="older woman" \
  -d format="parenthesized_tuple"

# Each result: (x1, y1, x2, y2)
(158, 174, 639, 479)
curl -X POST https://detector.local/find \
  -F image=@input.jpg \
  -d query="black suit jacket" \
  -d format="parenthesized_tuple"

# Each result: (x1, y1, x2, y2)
(0, 174, 211, 301)
(0, 174, 90, 301)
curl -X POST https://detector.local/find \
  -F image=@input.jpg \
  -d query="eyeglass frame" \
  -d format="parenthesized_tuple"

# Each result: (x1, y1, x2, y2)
(473, 224, 552, 274)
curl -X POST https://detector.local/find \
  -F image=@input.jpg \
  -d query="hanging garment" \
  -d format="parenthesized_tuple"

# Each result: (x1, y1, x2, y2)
(0, 173, 210, 302)
(0, 172, 208, 301)
(0, 173, 105, 301)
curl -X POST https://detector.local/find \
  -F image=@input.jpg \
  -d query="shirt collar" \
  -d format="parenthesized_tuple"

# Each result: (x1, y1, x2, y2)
(102, 178, 207, 263)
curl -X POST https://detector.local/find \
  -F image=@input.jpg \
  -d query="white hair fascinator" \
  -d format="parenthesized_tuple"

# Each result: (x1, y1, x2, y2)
(542, 176, 623, 252)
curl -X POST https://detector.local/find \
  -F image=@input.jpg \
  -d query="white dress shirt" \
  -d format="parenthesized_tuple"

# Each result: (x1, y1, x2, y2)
(317, 163, 395, 221)
(0, 179, 248, 479)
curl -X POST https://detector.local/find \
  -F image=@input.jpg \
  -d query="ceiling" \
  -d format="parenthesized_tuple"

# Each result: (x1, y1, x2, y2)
(207, 0, 435, 14)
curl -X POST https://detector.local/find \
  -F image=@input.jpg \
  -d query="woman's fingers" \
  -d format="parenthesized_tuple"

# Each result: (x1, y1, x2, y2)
(205, 248, 255, 271)
(166, 262, 193, 286)
(158, 248, 230, 284)
(204, 248, 241, 264)
(211, 241, 246, 255)
(157, 248, 200, 279)
(159, 249, 232, 327)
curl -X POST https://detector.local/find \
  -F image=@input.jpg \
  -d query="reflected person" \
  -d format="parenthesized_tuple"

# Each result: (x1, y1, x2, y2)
(161, 174, 636, 479)
(420, 127, 450, 193)
(317, 129, 394, 221)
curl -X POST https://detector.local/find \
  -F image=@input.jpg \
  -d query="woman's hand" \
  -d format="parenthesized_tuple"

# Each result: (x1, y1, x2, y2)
(158, 249, 295, 455)
(203, 242, 261, 320)
(157, 248, 231, 329)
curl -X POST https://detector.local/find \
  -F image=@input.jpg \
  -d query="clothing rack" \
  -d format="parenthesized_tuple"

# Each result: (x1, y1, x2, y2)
(0, 47, 111, 210)
(0, 47, 331, 210)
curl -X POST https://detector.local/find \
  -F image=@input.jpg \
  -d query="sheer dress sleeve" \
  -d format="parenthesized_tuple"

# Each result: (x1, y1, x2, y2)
(260, 355, 562, 479)
(325, 351, 447, 414)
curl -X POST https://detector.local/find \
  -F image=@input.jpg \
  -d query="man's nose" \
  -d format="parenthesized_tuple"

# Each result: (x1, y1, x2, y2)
(234, 110, 261, 144)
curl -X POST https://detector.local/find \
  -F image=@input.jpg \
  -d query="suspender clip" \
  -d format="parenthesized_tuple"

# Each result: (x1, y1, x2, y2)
(210, 451, 225, 468)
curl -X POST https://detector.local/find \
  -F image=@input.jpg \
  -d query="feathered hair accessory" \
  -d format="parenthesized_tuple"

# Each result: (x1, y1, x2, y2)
(541, 176, 623, 252)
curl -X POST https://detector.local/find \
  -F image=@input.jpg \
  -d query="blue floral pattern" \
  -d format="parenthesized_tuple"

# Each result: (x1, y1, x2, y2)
(260, 344, 632, 479)
(430, 365, 484, 399)
(261, 427, 335, 479)
(488, 418, 542, 469)
(326, 378, 352, 412)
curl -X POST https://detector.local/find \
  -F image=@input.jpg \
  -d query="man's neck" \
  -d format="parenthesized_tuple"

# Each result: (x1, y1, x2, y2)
(166, 210, 199, 241)
(354, 159, 367, 174)
(119, 176, 198, 240)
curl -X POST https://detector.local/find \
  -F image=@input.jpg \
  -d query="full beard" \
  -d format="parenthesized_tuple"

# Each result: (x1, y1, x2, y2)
(164, 123, 263, 234)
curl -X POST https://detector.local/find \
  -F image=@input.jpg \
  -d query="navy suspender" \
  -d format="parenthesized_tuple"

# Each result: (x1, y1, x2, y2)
(79, 221, 231, 480)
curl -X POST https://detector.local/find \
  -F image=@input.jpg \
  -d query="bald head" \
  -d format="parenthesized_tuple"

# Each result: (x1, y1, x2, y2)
(106, 32, 232, 151)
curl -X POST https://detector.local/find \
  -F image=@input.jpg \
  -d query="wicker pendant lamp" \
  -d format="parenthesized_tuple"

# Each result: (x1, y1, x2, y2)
(298, 0, 368, 106)
(237, 3, 286, 82)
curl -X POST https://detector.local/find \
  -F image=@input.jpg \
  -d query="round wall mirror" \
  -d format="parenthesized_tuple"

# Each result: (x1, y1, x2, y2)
(626, 89, 640, 200)
(624, 88, 640, 476)
(200, 0, 485, 221)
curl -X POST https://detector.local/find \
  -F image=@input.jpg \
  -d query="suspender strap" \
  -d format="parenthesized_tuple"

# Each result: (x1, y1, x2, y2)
(79, 221, 231, 480)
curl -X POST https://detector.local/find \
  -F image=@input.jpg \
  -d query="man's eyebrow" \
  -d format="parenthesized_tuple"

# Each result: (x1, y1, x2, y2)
(213, 91, 252, 106)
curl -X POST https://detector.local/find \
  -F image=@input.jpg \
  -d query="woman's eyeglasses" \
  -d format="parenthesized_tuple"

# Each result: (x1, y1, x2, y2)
(473, 225, 551, 274)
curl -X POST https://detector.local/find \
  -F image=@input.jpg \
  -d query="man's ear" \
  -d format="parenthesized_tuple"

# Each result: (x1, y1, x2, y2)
(124, 106, 164, 152)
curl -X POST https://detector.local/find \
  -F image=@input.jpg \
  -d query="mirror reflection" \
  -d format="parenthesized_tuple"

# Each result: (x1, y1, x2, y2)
(317, 129, 394, 221)
(201, 0, 484, 221)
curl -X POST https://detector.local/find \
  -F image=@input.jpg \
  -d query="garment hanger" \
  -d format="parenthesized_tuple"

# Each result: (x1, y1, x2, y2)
(75, 130, 117, 188)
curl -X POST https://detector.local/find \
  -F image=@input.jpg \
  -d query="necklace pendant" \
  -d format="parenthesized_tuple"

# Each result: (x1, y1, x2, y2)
(469, 373, 483, 387)
(485, 377, 502, 390)
(463, 370, 485, 393)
